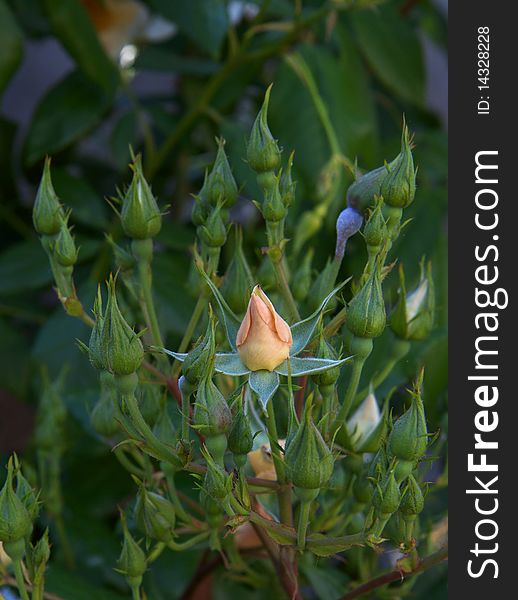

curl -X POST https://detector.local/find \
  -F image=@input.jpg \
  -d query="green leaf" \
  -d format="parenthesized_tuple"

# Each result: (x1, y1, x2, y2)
(0, 238, 100, 296)
(290, 282, 346, 356)
(0, 318, 30, 397)
(0, 0, 24, 94)
(275, 356, 351, 377)
(214, 353, 250, 376)
(136, 43, 218, 75)
(149, 0, 229, 58)
(249, 370, 279, 410)
(24, 71, 114, 165)
(42, 0, 118, 92)
(52, 167, 109, 229)
(351, 5, 425, 106)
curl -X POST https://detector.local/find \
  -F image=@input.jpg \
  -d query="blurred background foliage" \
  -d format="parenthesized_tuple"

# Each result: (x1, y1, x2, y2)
(0, 0, 447, 598)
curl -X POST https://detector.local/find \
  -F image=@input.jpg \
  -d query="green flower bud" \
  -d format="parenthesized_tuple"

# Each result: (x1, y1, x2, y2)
(380, 124, 416, 209)
(202, 451, 232, 502)
(373, 469, 401, 518)
(335, 207, 363, 261)
(197, 204, 227, 248)
(193, 375, 232, 437)
(135, 487, 176, 543)
(292, 248, 313, 302)
(191, 170, 211, 227)
(280, 151, 296, 208)
(117, 512, 147, 586)
(391, 260, 435, 341)
(228, 400, 253, 462)
(388, 386, 428, 465)
(88, 286, 105, 370)
(100, 276, 144, 375)
(312, 334, 340, 390)
(261, 174, 286, 223)
(121, 156, 162, 239)
(220, 229, 254, 314)
(368, 444, 389, 481)
(346, 165, 387, 213)
(16, 468, 39, 522)
(400, 474, 424, 518)
(206, 138, 238, 208)
(33, 157, 64, 235)
(31, 528, 50, 571)
(246, 85, 281, 173)
(284, 402, 334, 490)
(53, 214, 78, 267)
(364, 196, 388, 250)
(0, 458, 33, 547)
(346, 265, 386, 338)
(182, 316, 216, 388)
(91, 371, 120, 437)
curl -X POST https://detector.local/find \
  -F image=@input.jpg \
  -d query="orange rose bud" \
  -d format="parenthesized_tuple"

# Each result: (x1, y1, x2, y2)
(236, 286, 292, 371)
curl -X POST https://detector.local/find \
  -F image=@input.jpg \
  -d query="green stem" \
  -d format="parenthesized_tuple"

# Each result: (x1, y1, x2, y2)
(132, 239, 164, 350)
(12, 560, 30, 600)
(167, 530, 210, 551)
(265, 399, 293, 527)
(114, 447, 145, 478)
(334, 337, 373, 428)
(31, 578, 45, 600)
(165, 471, 192, 523)
(297, 500, 312, 551)
(131, 584, 141, 600)
(353, 338, 410, 410)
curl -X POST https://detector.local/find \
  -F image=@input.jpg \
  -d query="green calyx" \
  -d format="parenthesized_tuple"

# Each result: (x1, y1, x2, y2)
(182, 313, 217, 388)
(206, 138, 238, 208)
(285, 400, 334, 490)
(312, 333, 340, 389)
(52, 213, 78, 267)
(227, 398, 253, 458)
(400, 474, 424, 518)
(364, 196, 388, 250)
(135, 486, 176, 543)
(88, 286, 105, 370)
(33, 157, 64, 235)
(373, 469, 401, 518)
(346, 264, 386, 339)
(121, 156, 162, 240)
(197, 203, 228, 248)
(99, 276, 144, 376)
(192, 169, 212, 227)
(261, 172, 286, 223)
(15, 468, 40, 523)
(391, 259, 435, 341)
(193, 374, 232, 437)
(388, 382, 428, 465)
(380, 124, 416, 209)
(220, 228, 254, 314)
(0, 458, 33, 546)
(280, 150, 296, 208)
(117, 511, 147, 580)
(247, 85, 281, 174)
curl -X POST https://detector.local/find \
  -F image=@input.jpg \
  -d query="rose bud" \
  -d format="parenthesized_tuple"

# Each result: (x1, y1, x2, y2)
(33, 157, 65, 236)
(236, 285, 292, 372)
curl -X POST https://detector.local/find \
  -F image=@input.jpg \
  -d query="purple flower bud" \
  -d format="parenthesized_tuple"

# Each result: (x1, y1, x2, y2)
(335, 207, 363, 261)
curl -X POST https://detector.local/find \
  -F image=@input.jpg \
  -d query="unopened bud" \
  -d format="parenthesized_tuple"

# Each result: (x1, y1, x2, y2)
(335, 207, 363, 261)
(117, 512, 147, 587)
(91, 371, 120, 437)
(197, 204, 227, 248)
(135, 487, 176, 543)
(193, 375, 232, 437)
(388, 384, 428, 466)
(246, 85, 281, 174)
(33, 158, 64, 235)
(373, 469, 401, 518)
(206, 138, 238, 208)
(261, 174, 286, 223)
(100, 276, 144, 375)
(182, 315, 216, 388)
(0, 458, 33, 550)
(121, 156, 162, 239)
(228, 400, 253, 465)
(280, 151, 296, 208)
(53, 214, 78, 267)
(400, 474, 424, 518)
(346, 264, 386, 338)
(380, 124, 416, 209)
(363, 196, 388, 251)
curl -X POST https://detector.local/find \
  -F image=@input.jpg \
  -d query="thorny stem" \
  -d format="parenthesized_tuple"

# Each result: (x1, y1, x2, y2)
(339, 545, 448, 600)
